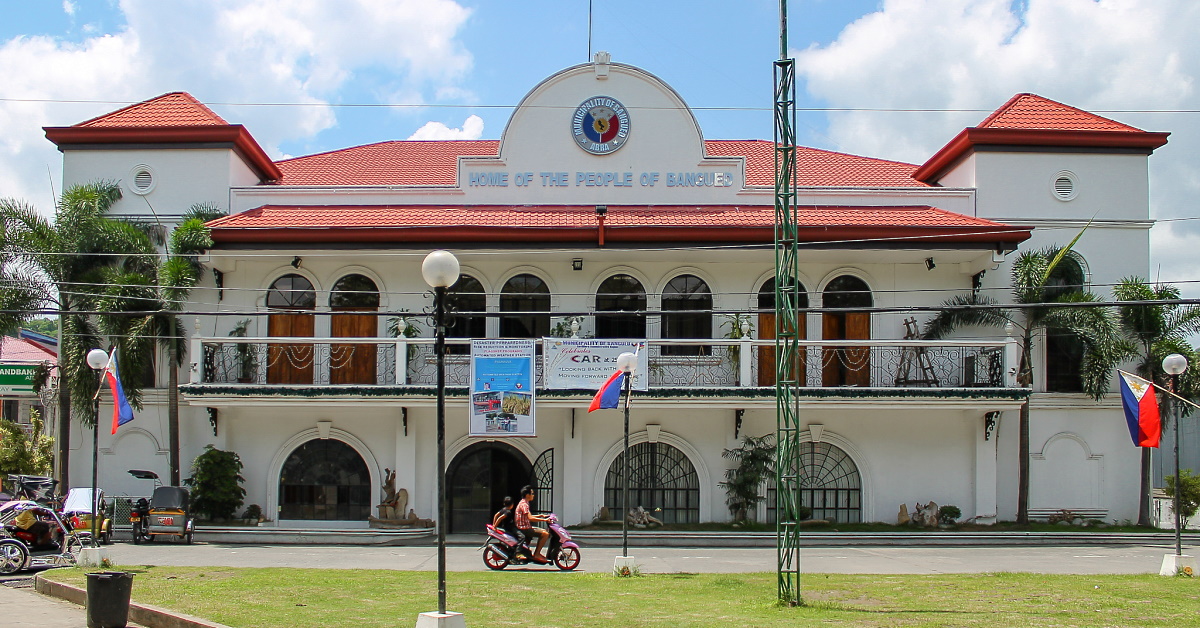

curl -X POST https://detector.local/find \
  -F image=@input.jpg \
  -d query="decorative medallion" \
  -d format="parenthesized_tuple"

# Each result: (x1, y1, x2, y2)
(572, 96, 630, 155)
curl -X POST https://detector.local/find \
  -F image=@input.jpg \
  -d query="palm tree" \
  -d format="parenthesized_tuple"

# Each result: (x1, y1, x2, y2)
(1113, 277, 1200, 526)
(924, 244, 1126, 523)
(97, 206, 215, 485)
(0, 181, 155, 488)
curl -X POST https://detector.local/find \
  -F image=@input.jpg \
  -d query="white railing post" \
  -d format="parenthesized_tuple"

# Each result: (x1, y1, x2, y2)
(1004, 326, 1020, 388)
(190, 337, 203, 384)
(739, 335, 753, 387)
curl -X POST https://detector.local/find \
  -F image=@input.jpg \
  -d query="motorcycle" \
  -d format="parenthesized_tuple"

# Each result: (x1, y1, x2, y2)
(62, 488, 112, 545)
(0, 500, 97, 574)
(481, 513, 580, 571)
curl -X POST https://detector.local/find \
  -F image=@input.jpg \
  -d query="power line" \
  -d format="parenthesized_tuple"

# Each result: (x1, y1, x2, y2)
(4, 96, 1199, 115)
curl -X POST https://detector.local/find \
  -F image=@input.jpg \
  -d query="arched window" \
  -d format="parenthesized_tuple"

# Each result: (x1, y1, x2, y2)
(596, 274, 646, 338)
(768, 441, 862, 524)
(662, 274, 712, 356)
(758, 277, 808, 386)
(445, 274, 486, 354)
(604, 441, 699, 524)
(267, 274, 316, 309)
(267, 274, 316, 384)
(1045, 255, 1087, 392)
(329, 274, 380, 309)
(500, 274, 550, 338)
(822, 275, 872, 386)
(329, 274, 379, 385)
(279, 439, 371, 521)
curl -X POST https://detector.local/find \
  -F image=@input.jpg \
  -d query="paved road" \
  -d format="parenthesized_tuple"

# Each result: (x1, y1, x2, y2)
(101, 539, 1193, 574)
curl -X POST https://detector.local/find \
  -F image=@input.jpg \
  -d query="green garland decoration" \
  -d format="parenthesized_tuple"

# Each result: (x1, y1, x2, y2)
(180, 384, 1029, 401)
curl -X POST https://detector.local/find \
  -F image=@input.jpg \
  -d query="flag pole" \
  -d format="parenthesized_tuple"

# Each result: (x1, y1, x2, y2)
(1119, 370, 1200, 409)
(621, 366, 632, 557)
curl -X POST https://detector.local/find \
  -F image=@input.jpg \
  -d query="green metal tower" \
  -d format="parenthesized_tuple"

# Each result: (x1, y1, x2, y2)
(774, 0, 803, 606)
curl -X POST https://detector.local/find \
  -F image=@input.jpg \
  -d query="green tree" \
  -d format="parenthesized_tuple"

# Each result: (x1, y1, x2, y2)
(0, 409, 55, 477)
(718, 434, 776, 523)
(1164, 469, 1200, 527)
(185, 445, 247, 521)
(1112, 277, 1200, 526)
(0, 181, 155, 488)
(924, 242, 1125, 523)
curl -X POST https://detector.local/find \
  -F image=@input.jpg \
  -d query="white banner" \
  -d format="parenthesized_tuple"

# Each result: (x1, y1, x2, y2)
(469, 339, 536, 437)
(542, 339, 648, 390)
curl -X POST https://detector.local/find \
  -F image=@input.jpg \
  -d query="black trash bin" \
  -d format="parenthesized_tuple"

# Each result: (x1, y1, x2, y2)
(85, 571, 134, 628)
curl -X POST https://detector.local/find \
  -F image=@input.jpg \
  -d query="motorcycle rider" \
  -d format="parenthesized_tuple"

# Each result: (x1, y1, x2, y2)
(492, 496, 527, 559)
(515, 485, 550, 564)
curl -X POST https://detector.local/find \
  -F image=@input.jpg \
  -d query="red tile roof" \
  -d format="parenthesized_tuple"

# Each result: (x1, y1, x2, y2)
(0, 336, 57, 362)
(208, 204, 1028, 247)
(977, 93, 1143, 132)
(75, 92, 229, 128)
(45, 92, 282, 182)
(271, 139, 927, 188)
(915, 93, 1169, 183)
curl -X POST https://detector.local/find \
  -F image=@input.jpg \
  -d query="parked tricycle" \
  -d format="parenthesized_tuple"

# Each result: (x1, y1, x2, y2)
(61, 488, 112, 545)
(0, 500, 97, 574)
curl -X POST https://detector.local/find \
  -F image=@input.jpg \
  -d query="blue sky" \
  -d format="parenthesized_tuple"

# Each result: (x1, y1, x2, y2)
(1, 1, 1198, 287)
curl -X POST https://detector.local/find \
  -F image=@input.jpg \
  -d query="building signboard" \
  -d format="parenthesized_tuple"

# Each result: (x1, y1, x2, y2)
(542, 339, 648, 391)
(0, 364, 38, 394)
(469, 340, 536, 437)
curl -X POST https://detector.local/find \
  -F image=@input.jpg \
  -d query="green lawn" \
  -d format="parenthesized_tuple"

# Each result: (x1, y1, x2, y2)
(42, 567, 1199, 627)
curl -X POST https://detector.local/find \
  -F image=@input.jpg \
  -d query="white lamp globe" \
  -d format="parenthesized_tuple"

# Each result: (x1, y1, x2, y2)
(422, 250, 460, 289)
(1162, 353, 1188, 376)
(616, 352, 637, 374)
(86, 348, 110, 370)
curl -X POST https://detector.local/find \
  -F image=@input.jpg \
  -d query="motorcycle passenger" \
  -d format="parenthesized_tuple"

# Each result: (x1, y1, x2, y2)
(492, 496, 526, 558)
(14, 507, 54, 546)
(515, 485, 550, 564)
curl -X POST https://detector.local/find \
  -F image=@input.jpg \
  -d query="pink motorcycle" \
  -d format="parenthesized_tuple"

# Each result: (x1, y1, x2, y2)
(482, 513, 580, 571)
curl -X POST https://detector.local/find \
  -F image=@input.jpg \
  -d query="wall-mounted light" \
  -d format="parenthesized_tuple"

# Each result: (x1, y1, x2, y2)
(572, 258, 584, 271)
(595, 205, 608, 217)
(291, 256, 302, 269)
(925, 257, 936, 271)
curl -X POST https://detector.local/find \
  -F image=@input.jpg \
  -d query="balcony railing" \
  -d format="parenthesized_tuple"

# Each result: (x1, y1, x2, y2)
(192, 336, 1017, 390)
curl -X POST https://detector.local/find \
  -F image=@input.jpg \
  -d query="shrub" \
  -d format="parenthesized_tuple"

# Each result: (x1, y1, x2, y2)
(718, 434, 775, 523)
(1165, 469, 1200, 527)
(0, 409, 54, 478)
(185, 445, 246, 521)
(242, 504, 263, 523)
(938, 505, 962, 525)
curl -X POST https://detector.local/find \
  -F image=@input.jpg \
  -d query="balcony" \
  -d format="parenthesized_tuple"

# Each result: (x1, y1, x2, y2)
(188, 336, 1018, 392)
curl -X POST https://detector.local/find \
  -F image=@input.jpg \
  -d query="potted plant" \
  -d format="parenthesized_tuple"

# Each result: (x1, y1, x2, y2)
(228, 319, 257, 383)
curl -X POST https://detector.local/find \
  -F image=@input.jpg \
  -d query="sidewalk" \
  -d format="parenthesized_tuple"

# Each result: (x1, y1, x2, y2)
(1, 580, 94, 628)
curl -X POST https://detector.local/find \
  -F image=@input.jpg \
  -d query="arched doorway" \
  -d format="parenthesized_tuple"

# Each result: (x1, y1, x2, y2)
(447, 442, 533, 533)
(758, 277, 808, 386)
(278, 439, 371, 521)
(267, 274, 316, 384)
(329, 274, 380, 385)
(768, 440, 862, 523)
(603, 441, 700, 523)
(821, 275, 872, 386)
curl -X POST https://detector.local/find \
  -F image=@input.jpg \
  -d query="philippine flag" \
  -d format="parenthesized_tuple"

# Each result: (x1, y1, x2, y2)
(1118, 371, 1161, 448)
(587, 369, 626, 413)
(104, 351, 136, 435)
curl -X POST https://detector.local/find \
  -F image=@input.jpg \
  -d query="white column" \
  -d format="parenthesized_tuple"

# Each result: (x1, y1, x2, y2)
(396, 407, 418, 519)
(563, 408, 585, 525)
(974, 410, 999, 524)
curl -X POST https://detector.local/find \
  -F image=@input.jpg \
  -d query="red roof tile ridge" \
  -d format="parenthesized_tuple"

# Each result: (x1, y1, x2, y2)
(75, 91, 229, 128)
(975, 92, 1143, 132)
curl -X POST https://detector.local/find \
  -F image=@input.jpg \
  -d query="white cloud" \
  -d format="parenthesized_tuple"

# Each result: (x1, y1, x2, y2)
(0, 0, 474, 212)
(62, 1, 76, 17)
(796, 0, 1200, 293)
(406, 115, 484, 140)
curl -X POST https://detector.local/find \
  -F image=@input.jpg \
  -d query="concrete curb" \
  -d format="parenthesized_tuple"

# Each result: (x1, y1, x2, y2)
(34, 573, 234, 628)
(567, 530, 1200, 547)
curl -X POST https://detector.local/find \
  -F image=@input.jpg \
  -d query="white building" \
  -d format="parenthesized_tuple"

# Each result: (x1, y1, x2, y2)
(44, 56, 1169, 529)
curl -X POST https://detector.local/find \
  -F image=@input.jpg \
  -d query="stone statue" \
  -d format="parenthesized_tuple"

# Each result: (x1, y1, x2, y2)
(377, 469, 407, 521)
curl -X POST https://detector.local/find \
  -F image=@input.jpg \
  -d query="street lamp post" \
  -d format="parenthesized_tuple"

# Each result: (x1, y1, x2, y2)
(86, 348, 110, 541)
(417, 250, 465, 628)
(1162, 353, 1187, 559)
(614, 351, 637, 574)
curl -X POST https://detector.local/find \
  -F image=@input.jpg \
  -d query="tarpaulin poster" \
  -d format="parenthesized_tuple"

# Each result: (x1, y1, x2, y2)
(470, 339, 536, 437)
(542, 339, 648, 391)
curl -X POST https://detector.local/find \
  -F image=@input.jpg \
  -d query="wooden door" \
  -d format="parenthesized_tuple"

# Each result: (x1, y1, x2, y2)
(844, 312, 871, 387)
(330, 311, 377, 385)
(758, 312, 807, 387)
(268, 313, 315, 385)
(822, 312, 870, 386)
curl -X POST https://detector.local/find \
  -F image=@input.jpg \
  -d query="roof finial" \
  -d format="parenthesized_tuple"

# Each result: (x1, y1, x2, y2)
(594, 51, 611, 80)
